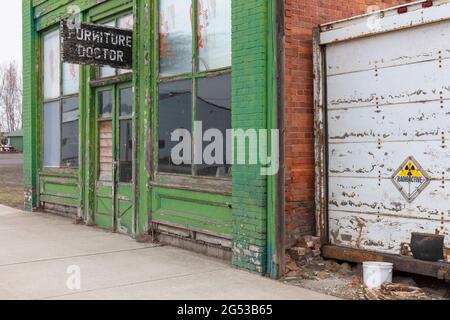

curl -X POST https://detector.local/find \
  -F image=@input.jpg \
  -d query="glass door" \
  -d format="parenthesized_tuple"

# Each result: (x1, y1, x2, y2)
(94, 84, 134, 234)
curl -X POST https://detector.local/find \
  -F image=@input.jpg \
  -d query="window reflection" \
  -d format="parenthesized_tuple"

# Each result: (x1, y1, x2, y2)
(119, 120, 133, 183)
(158, 80, 192, 174)
(61, 97, 79, 168)
(99, 90, 113, 118)
(43, 102, 61, 167)
(196, 74, 231, 177)
(120, 87, 133, 116)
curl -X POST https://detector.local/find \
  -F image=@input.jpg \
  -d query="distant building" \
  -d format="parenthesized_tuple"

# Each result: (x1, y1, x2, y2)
(5, 129, 23, 153)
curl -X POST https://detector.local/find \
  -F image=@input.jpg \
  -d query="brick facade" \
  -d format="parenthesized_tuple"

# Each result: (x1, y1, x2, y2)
(283, 0, 412, 248)
(231, 0, 270, 273)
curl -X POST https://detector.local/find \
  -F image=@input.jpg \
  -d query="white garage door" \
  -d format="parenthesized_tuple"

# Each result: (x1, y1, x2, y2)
(326, 19, 450, 255)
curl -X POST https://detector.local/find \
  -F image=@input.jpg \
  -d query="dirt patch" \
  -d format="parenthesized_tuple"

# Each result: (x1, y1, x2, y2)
(0, 155, 23, 209)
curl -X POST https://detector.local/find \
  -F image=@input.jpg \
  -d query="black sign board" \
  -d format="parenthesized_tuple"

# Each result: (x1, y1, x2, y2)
(61, 20, 133, 69)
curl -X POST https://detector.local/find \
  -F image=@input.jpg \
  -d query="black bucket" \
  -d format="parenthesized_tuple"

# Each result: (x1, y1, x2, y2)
(410, 233, 445, 262)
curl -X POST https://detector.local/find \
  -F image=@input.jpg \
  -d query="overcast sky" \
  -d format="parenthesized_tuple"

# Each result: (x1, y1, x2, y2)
(0, 2, 22, 69)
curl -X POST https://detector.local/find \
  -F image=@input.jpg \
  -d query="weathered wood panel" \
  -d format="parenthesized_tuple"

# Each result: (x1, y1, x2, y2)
(98, 121, 112, 181)
(152, 187, 233, 237)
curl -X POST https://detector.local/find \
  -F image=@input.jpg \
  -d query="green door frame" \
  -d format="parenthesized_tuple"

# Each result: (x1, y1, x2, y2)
(93, 82, 134, 234)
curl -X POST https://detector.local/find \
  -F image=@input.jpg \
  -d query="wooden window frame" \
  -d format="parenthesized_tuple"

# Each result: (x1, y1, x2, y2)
(40, 27, 80, 173)
(154, 0, 232, 186)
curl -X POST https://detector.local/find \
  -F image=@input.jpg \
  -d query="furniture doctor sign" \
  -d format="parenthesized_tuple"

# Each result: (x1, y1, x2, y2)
(61, 20, 133, 69)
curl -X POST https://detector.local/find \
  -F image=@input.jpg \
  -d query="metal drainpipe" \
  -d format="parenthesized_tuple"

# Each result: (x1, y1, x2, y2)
(275, 0, 286, 280)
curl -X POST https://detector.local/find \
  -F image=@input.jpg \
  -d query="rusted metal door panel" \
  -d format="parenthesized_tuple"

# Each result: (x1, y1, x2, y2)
(325, 20, 450, 76)
(329, 141, 450, 178)
(329, 210, 447, 254)
(326, 20, 450, 256)
(329, 177, 449, 224)
(329, 101, 450, 144)
(327, 59, 450, 110)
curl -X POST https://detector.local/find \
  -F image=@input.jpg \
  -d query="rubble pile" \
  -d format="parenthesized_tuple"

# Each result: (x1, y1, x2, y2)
(287, 235, 322, 269)
(365, 283, 428, 300)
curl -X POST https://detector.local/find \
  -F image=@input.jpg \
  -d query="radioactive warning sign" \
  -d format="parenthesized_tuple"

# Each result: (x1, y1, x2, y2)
(392, 156, 431, 203)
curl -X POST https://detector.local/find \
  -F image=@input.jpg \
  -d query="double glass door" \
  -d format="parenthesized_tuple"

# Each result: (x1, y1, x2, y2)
(94, 83, 134, 234)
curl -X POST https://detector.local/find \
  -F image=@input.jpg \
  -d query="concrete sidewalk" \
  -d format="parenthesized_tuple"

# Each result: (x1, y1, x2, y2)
(0, 205, 335, 300)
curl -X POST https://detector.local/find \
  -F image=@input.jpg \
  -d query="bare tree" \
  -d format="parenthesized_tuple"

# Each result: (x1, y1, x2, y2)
(0, 62, 22, 133)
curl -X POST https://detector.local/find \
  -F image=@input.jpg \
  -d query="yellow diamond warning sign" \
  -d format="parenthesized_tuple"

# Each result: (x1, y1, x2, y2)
(392, 156, 430, 203)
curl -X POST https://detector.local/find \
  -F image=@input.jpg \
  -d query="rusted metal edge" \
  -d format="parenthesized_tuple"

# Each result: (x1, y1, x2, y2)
(322, 245, 450, 280)
(319, 0, 450, 45)
(275, 0, 286, 280)
(313, 27, 328, 244)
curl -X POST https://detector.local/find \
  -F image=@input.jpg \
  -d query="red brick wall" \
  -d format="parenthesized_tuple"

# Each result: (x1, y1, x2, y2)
(283, 0, 412, 248)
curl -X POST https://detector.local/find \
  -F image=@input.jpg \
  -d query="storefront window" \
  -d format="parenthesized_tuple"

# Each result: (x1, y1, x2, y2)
(157, 0, 232, 178)
(42, 29, 79, 168)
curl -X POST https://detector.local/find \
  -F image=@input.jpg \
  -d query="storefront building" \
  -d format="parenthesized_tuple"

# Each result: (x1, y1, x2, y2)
(23, 0, 282, 277)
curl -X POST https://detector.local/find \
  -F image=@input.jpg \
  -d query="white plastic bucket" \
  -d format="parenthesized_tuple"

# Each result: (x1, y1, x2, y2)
(363, 262, 393, 289)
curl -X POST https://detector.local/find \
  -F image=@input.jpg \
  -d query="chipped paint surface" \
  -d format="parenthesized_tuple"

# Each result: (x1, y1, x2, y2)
(322, 15, 450, 255)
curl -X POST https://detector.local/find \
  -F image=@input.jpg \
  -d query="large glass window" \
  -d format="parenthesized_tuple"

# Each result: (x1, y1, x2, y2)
(42, 30, 79, 168)
(157, 0, 232, 178)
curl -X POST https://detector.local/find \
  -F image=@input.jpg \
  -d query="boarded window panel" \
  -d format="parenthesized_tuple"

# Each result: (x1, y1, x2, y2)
(43, 102, 61, 167)
(62, 63, 79, 95)
(100, 21, 117, 78)
(61, 97, 79, 168)
(196, 74, 231, 177)
(119, 120, 133, 183)
(43, 31, 60, 100)
(159, 0, 193, 77)
(198, 0, 231, 71)
(118, 14, 134, 75)
(158, 80, 192, 174)
(99, 121, 113, 181)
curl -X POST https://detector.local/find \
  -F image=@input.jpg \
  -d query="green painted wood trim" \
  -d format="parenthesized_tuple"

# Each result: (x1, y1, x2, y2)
(35, 0, 110, 31)
(88, 0, 133, 22)
(136, 0, 152, 236)
(23, 0, 39, 210)
(152, 186, 233, 237)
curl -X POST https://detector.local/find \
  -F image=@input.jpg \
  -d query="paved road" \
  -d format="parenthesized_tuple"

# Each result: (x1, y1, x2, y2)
(0, 205, 335, 300)
(0, 153, 23, 165)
